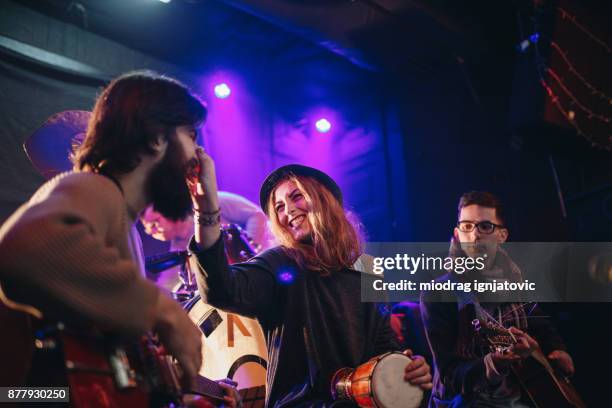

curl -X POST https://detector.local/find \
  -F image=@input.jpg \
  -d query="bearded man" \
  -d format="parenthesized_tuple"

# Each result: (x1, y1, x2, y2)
(0, 71, 207, 389)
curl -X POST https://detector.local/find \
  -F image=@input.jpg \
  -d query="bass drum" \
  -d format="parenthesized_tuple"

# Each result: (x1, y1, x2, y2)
(184, 294, 267, 401)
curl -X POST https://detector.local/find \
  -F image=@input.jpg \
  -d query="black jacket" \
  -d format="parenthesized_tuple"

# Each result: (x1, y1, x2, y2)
(194, 237, 399, 407)
(421, 284, 567, 407)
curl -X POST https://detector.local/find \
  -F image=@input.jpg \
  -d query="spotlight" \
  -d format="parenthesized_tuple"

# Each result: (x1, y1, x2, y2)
(517, 32, 540, 53)
(315, 118, 331, 133)
(158, 0, 171, 4)
(214, 83, 231, 99)
(277, 270, 295, 284)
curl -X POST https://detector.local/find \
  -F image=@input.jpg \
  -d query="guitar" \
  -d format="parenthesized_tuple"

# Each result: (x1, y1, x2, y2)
(472, 319, 587, 408)
(27, 321, 230, 407)
(0, 300, 35, 387)
(0, 295, 234, 408)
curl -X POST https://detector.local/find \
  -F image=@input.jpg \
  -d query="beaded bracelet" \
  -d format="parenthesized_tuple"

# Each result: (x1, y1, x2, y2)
(194, 208, 221, 226)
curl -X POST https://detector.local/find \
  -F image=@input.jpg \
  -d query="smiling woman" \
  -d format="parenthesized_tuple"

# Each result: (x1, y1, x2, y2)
(272, 179, 312, 241)
(266, 173, 361, 274)
(190, 162, 434, 406)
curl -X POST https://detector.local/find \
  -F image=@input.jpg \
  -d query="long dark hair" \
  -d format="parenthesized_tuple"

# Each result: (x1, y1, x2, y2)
(72, 70, 206, 175)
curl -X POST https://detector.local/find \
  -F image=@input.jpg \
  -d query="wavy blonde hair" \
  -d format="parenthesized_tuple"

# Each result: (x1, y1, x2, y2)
(268, 174, 364, 274)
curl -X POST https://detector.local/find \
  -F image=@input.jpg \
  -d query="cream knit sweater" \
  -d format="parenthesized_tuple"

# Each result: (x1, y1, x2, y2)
(0, 171, 160, 335)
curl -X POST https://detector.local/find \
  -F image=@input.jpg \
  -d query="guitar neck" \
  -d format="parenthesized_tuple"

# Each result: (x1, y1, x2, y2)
(190, 380, 266, 404)
(190, 375, 226, 401)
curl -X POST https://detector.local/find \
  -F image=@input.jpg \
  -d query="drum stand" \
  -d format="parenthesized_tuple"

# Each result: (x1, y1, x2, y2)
(172, 252, 199, 303)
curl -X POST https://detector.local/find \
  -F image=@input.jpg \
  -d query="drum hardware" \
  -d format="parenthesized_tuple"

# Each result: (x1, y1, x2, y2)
(144, 224, 268, 404)
(145, 251, 189, 275)
(199, 308, 223, 337)
(144, 223, 260, 304)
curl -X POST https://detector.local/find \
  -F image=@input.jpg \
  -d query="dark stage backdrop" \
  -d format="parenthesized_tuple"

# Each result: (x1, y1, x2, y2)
(0, 0, 408, 252)
(0, 1, 191, 226)
(1, 1, 610, 405)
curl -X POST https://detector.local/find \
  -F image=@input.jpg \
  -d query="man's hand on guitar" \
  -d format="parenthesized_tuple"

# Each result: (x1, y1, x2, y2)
(402, 349, 433, 390)
(217, 379, 242, 408)
(508, 327, 538, 358)
(490, 327, 539, 370)
(548, 350, 574, 376)
(154, 294, 203, 387)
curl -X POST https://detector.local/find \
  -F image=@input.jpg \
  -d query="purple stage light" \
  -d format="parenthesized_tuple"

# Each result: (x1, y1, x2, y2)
(278, 270, 295, 284)
(315, 118, 331, 133)
(214, 83, 231, 99)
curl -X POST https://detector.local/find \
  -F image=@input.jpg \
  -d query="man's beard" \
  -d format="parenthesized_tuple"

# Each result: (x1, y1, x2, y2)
(147, 140, 193, 221)
(461, 241, 493, 257)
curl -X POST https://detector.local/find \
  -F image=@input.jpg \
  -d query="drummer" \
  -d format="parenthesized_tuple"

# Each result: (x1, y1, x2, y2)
(188, 157, 434, 406)
(141, 191, 273, 292)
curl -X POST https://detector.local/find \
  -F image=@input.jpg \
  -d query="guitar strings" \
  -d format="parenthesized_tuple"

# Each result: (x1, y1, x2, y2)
(476, 307, 518, 344)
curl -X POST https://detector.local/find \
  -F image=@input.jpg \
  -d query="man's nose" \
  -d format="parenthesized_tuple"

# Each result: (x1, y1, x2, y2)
(466, 227, 481, 240)
(471, 229, 482, 240)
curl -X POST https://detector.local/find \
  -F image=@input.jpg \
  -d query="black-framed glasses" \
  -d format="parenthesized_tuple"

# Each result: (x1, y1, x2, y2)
(457, 221, 505, 234)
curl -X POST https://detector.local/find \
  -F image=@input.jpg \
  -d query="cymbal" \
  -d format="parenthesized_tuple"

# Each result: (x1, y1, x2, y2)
(23, 110, 90, 179)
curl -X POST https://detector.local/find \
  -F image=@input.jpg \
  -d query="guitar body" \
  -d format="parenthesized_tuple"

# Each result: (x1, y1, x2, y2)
(473, 319, 587, 408)
(0, 305, 226, 408)
(0, 302, 34, 387)
(0, 303, 153, 406)
(48, 330, 153, 408)
(25, 326, 188, 408)
(513, 350, 587, 408)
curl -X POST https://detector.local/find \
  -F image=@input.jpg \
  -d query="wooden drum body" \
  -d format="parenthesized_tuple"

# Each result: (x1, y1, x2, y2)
(332, 352, 423, 408)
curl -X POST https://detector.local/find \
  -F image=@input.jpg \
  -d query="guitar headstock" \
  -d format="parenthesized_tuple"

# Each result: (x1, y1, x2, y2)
(472, 319, 516, 353)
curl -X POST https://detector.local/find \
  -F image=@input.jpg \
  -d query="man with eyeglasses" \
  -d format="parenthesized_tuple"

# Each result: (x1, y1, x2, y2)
(420, 191, 574, 407)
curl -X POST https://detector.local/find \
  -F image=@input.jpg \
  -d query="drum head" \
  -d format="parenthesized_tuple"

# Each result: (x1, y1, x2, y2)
(186, 297, 268, 391)
(371, 353, 424, 408)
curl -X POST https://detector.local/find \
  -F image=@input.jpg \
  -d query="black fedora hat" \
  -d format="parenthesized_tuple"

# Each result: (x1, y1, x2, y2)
(259, 164, 343, 215)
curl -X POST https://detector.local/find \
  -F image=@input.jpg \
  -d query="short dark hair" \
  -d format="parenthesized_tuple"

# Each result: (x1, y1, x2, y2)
(72, 70, 207, 175)
(457, 191, 506, 225)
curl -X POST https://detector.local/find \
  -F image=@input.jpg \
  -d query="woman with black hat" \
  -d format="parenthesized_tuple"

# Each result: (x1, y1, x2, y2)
(189, 147, 432, 407)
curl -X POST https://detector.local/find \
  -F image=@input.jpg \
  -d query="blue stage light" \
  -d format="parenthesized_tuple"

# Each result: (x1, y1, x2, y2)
(278, 270, 295, 284)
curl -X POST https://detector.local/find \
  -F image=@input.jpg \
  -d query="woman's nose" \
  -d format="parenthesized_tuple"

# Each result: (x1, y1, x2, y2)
(285, 201, 297, 215)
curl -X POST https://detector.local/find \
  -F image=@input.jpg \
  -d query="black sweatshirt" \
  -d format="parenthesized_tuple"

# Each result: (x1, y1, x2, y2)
(193, 237, 399, 407)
